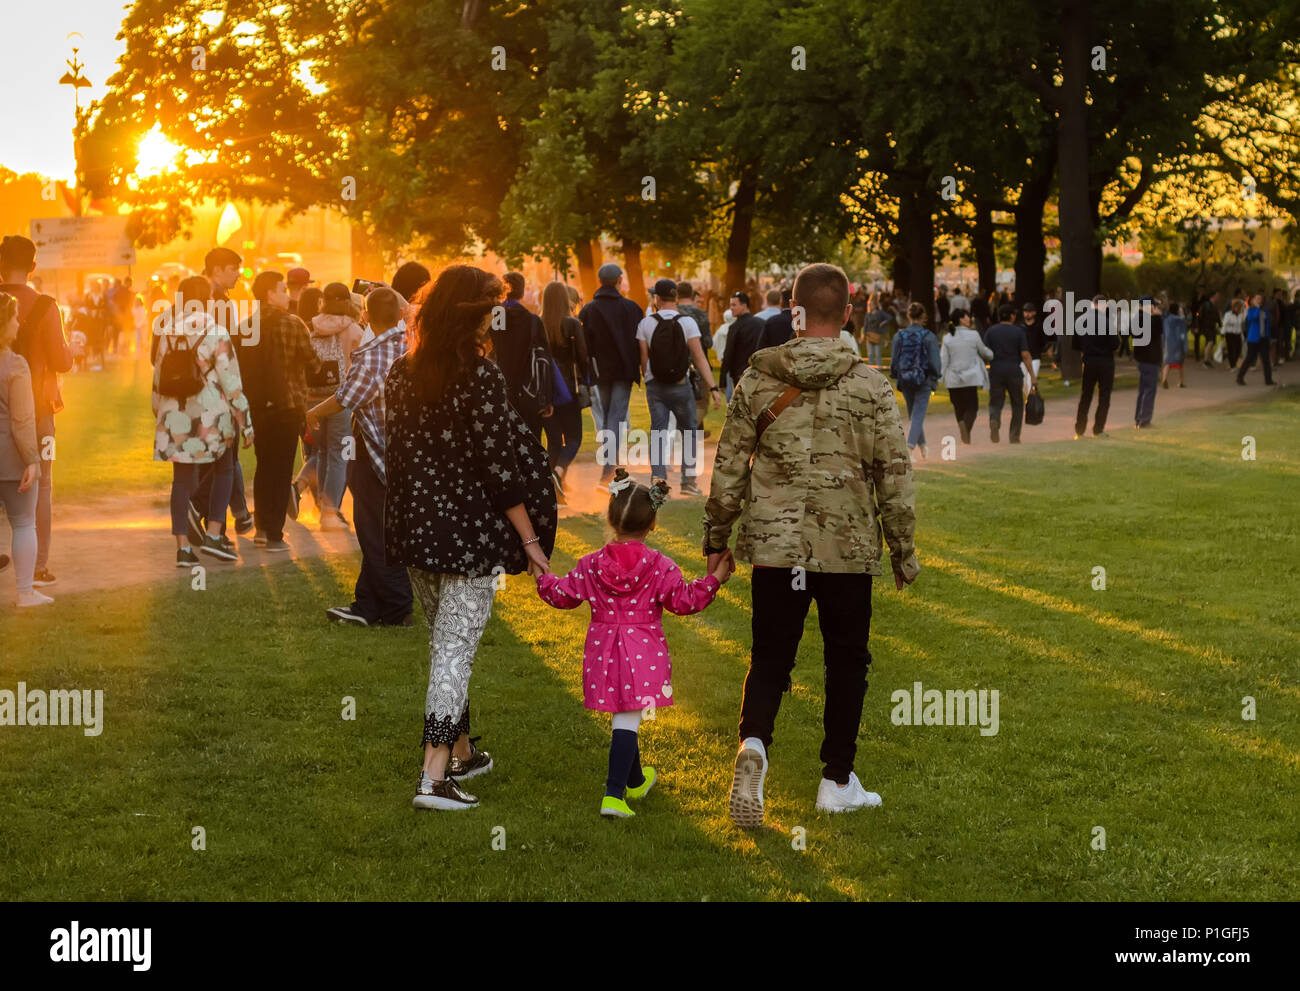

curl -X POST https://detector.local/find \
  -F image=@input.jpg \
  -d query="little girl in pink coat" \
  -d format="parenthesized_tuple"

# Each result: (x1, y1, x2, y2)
(536, 469, 734, 818)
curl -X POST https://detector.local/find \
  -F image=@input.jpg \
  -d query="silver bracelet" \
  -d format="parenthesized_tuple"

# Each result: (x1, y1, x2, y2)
(522, 536, 540, 546)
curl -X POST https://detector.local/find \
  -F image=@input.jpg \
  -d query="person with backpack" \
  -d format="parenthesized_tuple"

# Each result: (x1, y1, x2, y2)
(676, 281, 714, 437)
(491, 272, 553, 441)
(637, 279, 721, 497)
(702, 263, 918, 827)
(985, 303, 1037, 443)
(151, 276, 253, 567)
(579, 264, 643, 492)
(889, 302, 942, 458)
(0, 235, 71, 590)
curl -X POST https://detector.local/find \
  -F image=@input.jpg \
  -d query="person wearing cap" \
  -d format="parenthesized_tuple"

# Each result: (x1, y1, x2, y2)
(636, 279, 721, 497)
(579, 263, 644, 491)
(722, 291, 766, 393)
(285, 267, 314, 306)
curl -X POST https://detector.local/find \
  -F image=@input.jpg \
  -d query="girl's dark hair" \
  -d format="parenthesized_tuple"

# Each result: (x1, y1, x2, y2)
(607, 468, 667, 537)
(906, 301, 927, 324)
(948, 307, 969, 331)
(409, 265, 504, 404)
(178, 275, 211, 306)
(298, 287, 323, 322)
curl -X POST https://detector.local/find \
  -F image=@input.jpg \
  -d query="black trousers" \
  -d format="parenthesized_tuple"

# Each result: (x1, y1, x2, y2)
(1225, 334, 1243, 368)
(348, 433, 413, 624)
(739, 566, 872, 785)
(949, 386, 979, 435)
(251, 407, 304, 542)
(1236, 340, 1273, 384)
(987, 364, 1023, 441)
(1075, 357, 1115, 436)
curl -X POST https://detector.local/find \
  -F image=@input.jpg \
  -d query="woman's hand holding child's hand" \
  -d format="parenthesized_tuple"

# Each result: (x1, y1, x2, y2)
(525, 541, 551, 578)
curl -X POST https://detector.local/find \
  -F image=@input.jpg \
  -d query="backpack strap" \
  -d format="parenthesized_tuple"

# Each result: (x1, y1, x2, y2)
(756, 384, 803, 443)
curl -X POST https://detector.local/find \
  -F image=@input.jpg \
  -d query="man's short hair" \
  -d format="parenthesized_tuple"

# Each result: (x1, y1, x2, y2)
(791, 263, 849, 325)
(997, 302, 1016, 322)
(765, 288, 781, 306)
(780, 288, 793, 307)
(731, 290, 750, 308)
(366, 286, 404, 329)
(0, 235, 37, 272)
(391, 261, 431, 301)
(252, 270, 284, 302)
(204, 247, 242, 274)
(676, 281, 695, 300)
(503, 271, 526, 299)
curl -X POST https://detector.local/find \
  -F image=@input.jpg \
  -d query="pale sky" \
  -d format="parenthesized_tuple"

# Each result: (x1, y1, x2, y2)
(1, 1, 131, 181)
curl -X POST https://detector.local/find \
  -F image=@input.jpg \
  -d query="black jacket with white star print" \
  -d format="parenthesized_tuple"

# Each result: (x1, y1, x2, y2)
(383, 355, 557, 577)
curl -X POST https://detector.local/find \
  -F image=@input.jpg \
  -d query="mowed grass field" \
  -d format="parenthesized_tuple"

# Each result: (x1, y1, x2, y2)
(0, 378, 1296, 900)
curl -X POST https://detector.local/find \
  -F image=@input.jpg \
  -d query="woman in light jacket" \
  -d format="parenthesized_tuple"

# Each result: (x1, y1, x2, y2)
(940, 308, 993, 445)
(1220, 296, 1245, 369)
(152, 276, 252, 567)
(295, 282, 364, 529)
(0, 292, 48, 606)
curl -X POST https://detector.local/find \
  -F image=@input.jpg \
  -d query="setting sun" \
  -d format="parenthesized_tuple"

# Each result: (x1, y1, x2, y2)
(135, 126, 181, 178)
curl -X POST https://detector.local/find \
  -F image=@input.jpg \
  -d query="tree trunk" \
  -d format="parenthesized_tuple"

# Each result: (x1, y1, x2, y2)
(1057, 0, 1097, 300)
(973, 199, 997, 297)
(623, 238, 647, 310)
(574, 239, 598, 301)
(1056, 0, 1093, 382)
(1013, 162, 1053, 307)
(897, 179, 935, 320)
(723, 165, 757, 296)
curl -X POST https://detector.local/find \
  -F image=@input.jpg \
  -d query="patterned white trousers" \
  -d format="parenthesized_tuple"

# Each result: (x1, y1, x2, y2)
(408, 569, 498, 746)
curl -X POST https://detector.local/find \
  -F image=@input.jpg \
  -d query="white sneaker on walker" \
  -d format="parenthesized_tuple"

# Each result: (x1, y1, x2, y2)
(729, 737, 768, 828)
(816, 772, 882, 813)
(17, 590, 55, 608)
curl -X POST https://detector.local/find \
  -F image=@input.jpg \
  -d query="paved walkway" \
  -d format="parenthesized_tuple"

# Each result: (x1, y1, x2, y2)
(0, 358, 1286, 605)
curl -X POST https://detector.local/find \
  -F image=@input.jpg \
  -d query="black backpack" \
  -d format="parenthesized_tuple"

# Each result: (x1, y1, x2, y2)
(518, 317, 555, 413)
(648, 313, 691, 383)
(157, 330, 205, 400)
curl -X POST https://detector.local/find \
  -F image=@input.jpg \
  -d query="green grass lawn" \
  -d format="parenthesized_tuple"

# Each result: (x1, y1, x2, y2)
(1, 381, 1296, 900)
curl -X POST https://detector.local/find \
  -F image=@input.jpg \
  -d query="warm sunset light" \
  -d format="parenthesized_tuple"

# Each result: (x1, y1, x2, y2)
(134, 126, 182, 179)
(0, 0, 1297, 955)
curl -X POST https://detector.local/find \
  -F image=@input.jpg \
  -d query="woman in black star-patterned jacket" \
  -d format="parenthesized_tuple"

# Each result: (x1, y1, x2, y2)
(384, 265, 557, 812)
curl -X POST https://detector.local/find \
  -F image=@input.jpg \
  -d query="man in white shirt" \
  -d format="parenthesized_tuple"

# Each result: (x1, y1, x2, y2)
(636, 279, 721, 497)
(950, 286, 970, 312)
(755, 288, 782, 321)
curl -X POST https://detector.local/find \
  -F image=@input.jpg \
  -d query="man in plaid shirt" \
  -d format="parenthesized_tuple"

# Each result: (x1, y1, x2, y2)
(237, 271, 320, 551)
(309, 287, 412, 627)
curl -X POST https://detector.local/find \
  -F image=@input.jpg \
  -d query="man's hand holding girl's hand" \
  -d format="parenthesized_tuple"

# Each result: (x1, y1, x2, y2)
(711, 549, 735, 584)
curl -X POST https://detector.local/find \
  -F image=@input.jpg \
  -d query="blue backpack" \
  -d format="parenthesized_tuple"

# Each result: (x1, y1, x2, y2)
(893, 326, 930, 387)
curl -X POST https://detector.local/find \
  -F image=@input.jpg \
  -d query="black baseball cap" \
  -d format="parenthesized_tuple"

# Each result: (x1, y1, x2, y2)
(652, 278, 677, 299)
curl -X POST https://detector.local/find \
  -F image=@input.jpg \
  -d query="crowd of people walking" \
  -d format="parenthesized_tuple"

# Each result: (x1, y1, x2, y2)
(0, 230, 1293, 829)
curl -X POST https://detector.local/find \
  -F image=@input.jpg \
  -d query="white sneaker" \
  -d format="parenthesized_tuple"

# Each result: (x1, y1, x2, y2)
(729, 738, 768, 828)
(17, 590, 54, 608)
(815, 772, 882, 813)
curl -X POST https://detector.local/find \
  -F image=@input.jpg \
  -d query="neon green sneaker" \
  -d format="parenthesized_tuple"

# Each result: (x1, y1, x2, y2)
(600, 796, 635, 818)
(624, 767, 657, 801)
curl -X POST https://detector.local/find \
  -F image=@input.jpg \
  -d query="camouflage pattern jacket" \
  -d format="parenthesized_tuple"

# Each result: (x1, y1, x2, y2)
(702, 336, 920, 579)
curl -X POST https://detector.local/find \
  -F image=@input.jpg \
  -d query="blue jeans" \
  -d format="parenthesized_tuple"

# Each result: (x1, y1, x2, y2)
(645, 379, 699, 484)
(1135, 362, 1159, 426)
(308, 407, 351, 513)
(899, 383, 932, 448)
(594, 379, 632, 481)
(867, 341, 883, 367)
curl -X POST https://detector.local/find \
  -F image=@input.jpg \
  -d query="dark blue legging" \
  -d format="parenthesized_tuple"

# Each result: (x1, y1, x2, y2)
(170, 449, 234, 538)
(542, 401, 583, 471)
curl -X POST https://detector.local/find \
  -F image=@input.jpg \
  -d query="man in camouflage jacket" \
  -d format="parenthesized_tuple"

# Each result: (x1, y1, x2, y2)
(702, 263, 919, 827)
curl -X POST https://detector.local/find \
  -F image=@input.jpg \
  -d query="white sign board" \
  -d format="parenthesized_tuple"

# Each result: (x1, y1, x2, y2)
(29, 216, 136, 270)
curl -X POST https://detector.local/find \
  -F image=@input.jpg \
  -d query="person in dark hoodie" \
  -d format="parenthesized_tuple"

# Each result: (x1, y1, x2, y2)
(579, 263, 643, 491)
(703, 262, 918, 828)
(1073, 295, 1120, 438)
(490, 272, 553, 440)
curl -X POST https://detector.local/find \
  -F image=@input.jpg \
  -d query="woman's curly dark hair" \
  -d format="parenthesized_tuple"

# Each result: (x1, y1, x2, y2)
(409, 265, 504, 404)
